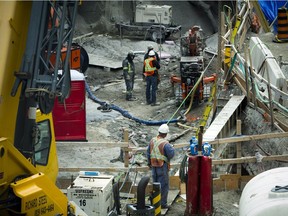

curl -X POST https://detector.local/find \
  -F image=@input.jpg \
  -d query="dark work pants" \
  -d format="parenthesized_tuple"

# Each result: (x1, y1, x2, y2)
(151, 163, 169, 206)
(146, 75, 157, 104)
(124, 74, 134, 100)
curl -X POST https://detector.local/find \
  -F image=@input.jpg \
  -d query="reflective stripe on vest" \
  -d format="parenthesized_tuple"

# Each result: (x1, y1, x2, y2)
(150, 137, 168, 167)
(123, 62, 133, 73)
(144, 57, 156, 76)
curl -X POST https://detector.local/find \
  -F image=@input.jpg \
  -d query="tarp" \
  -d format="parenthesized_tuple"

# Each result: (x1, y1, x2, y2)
(258, 0, 288, 32)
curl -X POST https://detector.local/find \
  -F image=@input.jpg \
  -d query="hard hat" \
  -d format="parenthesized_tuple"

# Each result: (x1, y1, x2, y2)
(158, 124, 169, 134)
(148, 45, 154, 50)
(128, 50, 134, 57)
(148, 50, 155, 56)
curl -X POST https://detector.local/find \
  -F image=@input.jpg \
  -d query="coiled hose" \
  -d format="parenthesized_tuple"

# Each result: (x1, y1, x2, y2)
(85, 81, 179, 125)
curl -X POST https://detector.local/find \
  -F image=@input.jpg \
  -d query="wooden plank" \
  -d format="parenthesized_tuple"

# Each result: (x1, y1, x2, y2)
(180, 182, 186, 195)
(236, 120, 242, 174)
(58, 153, 288, 173)
(59, 164, 182, 173)
(123, 129, 129, 167)
(130, 131, 287, 154)
(213, 154, 288, 165)
(73, 32, 93, 42)
(203, 95, 246, 141)
(221, 174, 240, 190)
(209, 131, 288, 145)
(170, 175, 180, 190)
(88, 53, 122, 69)
(57, 141, 129, 148)
(251, 1, 270, 32)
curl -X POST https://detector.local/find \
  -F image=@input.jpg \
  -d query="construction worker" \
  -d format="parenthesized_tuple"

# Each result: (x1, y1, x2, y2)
(143, 50, 160, 106)
(143, 45, 161, 85)
(144, 45, 160, 62)
(147, 124, 175, 209)
(122, 51, 136, 101)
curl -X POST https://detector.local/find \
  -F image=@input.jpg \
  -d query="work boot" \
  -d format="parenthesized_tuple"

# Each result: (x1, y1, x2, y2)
(162, 204, 170, 209)
(127, 97, 137, 101)
(151, 102, 160, 106)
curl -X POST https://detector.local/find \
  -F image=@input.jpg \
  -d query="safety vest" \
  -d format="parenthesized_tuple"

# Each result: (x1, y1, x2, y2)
(144, 57, 156, 76)
(150, 137, 168, 167)
(123, 62, 134, 74)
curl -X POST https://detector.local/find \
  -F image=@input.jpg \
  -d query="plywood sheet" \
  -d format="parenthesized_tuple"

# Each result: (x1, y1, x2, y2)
(88, 53, 123, 69)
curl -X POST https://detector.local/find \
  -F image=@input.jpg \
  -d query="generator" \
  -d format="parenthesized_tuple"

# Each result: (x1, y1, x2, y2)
(116, 4, 181, 41)
(67, 174, 114, 216)
(135, 4, 172, 25)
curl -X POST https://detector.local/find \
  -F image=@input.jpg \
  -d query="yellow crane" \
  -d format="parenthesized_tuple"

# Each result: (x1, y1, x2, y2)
(0, 1, 86, 215)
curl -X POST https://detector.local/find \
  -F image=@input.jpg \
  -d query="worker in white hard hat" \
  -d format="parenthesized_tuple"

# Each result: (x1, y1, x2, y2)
(144, 45, 160, 62)
(143, 50, 160, 106)
(122, 50, 136, 101)
(143, 44, 160, 84)
(147, 124, 175, 209)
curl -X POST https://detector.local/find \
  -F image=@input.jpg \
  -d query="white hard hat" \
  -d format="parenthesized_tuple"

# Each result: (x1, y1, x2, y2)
(158, 124, 169, 134)
(148, 50, 155, 56)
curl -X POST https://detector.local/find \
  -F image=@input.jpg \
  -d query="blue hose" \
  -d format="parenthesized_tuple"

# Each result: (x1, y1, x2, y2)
(85, 81, 178, 125)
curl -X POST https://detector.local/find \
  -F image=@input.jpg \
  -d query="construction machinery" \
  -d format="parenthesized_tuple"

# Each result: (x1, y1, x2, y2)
(171, 25, 215, 106)
(0, 1, 87, 215)
(116, 4, 181, 41)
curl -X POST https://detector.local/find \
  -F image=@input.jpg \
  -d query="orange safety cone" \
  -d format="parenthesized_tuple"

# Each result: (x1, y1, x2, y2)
(274, 7, 288, 43)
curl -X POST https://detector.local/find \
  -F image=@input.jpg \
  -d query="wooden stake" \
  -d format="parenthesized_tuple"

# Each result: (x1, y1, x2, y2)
(244, 45, 250, 102)
(248, 47, 257, 108)
(218, 10, 224, 76)
(236, 120, 242, 175)
(265, 65, 275, 131)
(123, 128, 129, 167)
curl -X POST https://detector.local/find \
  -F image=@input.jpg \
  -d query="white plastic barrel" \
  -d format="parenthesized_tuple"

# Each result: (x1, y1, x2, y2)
(239, 167, 288, 216)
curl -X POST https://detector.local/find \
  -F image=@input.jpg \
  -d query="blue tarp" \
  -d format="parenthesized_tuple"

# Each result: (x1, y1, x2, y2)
(258, 0, 287, 32)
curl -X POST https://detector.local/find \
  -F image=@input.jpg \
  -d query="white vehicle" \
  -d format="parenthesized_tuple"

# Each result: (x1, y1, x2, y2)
(116, 4, 181, 41)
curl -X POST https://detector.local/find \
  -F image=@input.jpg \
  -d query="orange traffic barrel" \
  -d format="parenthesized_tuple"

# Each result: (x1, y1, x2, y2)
(274, 7, 288, 43)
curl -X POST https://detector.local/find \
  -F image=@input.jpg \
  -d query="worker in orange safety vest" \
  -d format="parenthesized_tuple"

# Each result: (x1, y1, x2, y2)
(143, 50, 160, 106)
(147, 124, 175, 209)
